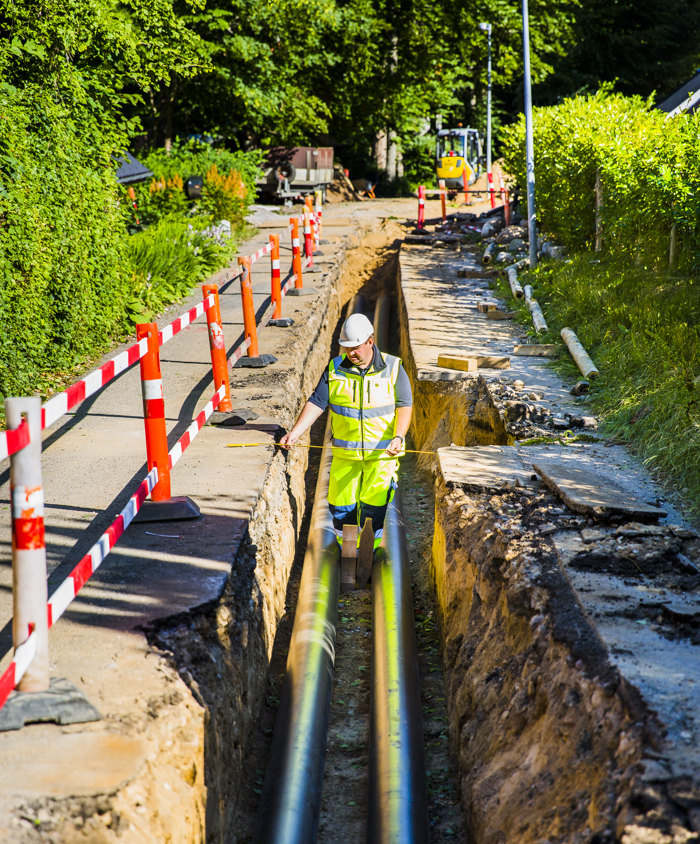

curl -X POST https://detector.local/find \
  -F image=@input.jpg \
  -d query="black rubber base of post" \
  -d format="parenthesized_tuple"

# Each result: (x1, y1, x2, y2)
(133, 496, 201, 522)
(286, 288, 318, 296)
(0, 677, 102, 732)
(304, 266, 324, 274)
(319, 238, 331, 245)
(207, 408, 259, 427)
(313, 249, 324, 256)
(234, 353, 279, 368)
(269, 318, 295, 327)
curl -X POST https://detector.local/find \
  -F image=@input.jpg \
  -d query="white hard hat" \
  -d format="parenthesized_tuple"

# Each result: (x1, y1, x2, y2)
(339, 313, 374, 347)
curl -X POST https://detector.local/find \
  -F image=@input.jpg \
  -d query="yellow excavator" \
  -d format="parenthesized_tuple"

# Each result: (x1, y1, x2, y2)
(435, 127, 483, 190)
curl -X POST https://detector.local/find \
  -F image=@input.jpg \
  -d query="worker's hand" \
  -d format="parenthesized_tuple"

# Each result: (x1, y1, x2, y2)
(384, 436, 404, 456)
(279, 430, 300, 449)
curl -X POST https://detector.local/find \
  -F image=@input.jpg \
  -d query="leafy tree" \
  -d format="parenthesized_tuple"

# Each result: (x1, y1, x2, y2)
(534, 0, 700, 104)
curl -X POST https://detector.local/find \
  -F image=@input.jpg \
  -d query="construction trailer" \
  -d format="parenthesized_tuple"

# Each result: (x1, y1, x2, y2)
(257, 146, 334, 203)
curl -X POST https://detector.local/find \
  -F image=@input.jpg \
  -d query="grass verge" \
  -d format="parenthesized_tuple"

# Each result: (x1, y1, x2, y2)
(496, 253, 700, 515)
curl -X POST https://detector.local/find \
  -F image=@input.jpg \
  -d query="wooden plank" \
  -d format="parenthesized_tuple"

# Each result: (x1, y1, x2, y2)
(476, 300, 499, 313)
(357, 518, 374, 589)
(476, 355, 511, 370)
(486, 310, 516, 320)
(513, 344, 559, 357)
(340, 525, 358, 592)
(437, 354, 477, 373)
(438, 353, 510, 371)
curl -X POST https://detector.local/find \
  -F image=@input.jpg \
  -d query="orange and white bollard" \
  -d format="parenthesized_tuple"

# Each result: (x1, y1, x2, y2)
(287, 216, 317, 297)
(499, 175, 507, 209)
(268, 234, 294, 326)
(504, 188, 512, 226)
(314, 189, 323, 240)
(134, 324, 199, 520)
(417, 185, 425, 230)
(235, 257, 278, 366)
(137, 323, 171, 503)
(487, 171, 496, 209)
(202, 283, 233, 411)
(6, 396, 49, 693)
(439, 179, 447, 225)
(291, 217, 303, 289)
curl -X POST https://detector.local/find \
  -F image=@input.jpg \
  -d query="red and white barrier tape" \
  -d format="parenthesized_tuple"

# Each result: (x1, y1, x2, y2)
(46, 467, 159, 627)
(41, 338, 150, 430)
(228, 337, 252, 369)
(0, 419, 30, 462)
(168, 384, 226, 470)
(29, 294, 219, 439)
(0, 629, 37, 711)
(158, 293, 215, 345)
(248, 240, 275, 265)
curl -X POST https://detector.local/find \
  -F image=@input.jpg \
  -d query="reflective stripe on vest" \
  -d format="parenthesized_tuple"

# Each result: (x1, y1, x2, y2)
(327, 352, 401, 460)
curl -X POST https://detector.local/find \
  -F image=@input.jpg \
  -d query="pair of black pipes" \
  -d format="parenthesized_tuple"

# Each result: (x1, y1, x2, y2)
(253, 295, 429, 843)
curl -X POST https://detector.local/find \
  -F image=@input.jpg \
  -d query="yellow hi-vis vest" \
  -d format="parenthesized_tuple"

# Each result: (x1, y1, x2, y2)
(328, 351, 403, 460)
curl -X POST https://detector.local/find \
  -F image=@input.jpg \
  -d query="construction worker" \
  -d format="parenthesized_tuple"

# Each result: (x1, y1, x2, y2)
(280, 312, 412, 549)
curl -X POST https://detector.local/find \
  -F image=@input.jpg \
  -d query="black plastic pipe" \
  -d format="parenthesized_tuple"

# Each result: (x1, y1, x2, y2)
(368, 300, 429, 844)
(253, 296, 364, 844)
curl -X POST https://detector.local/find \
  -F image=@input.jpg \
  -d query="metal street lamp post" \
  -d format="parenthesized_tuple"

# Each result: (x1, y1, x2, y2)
(521, 0, 538, 267)
(479, 22, 494, 208)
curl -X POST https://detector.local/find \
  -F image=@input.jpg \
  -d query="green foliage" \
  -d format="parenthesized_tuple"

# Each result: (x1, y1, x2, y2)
(0, 84, 132, 401)
(126, 220, 236, 324)
(501, 255, 700, 514)
(501, 90, 700, 271)
(400, 136, 437, 191)
(535, 0, 700, 103)
(131, 141, 263, 227)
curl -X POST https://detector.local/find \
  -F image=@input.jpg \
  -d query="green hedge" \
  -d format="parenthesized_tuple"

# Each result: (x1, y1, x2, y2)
(500, 89, 700, 272)
(0, 98, 261, 405)
(0, 85, 132, 400)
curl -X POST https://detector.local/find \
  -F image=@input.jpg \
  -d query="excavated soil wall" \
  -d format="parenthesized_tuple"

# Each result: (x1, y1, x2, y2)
(144, 263, 346, 842)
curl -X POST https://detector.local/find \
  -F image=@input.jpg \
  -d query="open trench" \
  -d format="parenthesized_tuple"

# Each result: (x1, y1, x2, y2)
(131, 212, 699, 844)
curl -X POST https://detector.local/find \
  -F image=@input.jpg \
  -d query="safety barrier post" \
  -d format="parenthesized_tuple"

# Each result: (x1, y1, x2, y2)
(6, 396, 49, 693)
(303, 208, 315, 265)
(235, 257, 278, 366)
(502, 178, 511, 226)
(290, 217, 303, 289)
(134, 323, 199, 520)
(417, 185, 425, 230)
(287, 217, 317, 297)
(268, 234, 295, 326)
(439, 179, 447, 225)
(488, 171, 496, 209)
(202, 284, 233, 412)
(464, 179, 469, 207)
(314, 189, 323, 240)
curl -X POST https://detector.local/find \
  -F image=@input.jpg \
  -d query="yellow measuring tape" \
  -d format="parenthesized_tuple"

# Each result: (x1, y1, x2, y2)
(226, 442, 436, 456)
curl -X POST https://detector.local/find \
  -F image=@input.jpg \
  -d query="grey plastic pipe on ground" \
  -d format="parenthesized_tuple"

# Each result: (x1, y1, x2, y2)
(529, 300, 548, 334)
(506, 266, 524, 299)
(253, 295, 364, 844)
(367, 300, 429, 844)
(561, 327, 599, 379)
(482, 242, 496, 265)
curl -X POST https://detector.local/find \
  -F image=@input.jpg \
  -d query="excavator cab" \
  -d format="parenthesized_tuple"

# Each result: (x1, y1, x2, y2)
(436, 128, 482, 190)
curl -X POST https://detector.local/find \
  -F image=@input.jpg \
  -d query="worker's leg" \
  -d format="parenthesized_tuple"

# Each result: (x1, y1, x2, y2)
(357, 458, 399, 549)
(327, 456, 363, 546)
